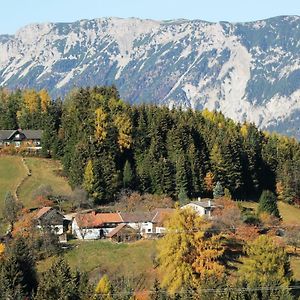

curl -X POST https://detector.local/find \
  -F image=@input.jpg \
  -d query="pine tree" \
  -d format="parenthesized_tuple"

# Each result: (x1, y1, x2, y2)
(1, 237, 37, 297)
(35, 258, 78, 300)
(258, 190, 280, 218)
(213, 182, 224, 199)
(123, 160, 133, 189)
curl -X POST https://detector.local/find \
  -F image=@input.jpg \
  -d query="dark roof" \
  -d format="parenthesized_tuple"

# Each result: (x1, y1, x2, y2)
(120, 212, 154, 223)
(0, 130, 15, 140)
(21, 130, 43, 140)
(35, 207, 53, 219)
(0, 129, 43, 140)
(107, 223, 127, 238)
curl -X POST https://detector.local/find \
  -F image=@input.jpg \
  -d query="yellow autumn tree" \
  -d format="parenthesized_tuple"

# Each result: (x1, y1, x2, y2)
(95, 274, 113, 300)
(238, 235, 292, 287)
(83, 160, 94, 194)
(0, 243, 5, 258)
(240, 123, 249, 138)
(94, 107, 108, 142)
(157, 208, 224, 294)
(276, 181, 284, 202)
(39, 89, 51, 112)
(23, 89, 40, 113)
(204, 171, 215, 192)
(114, 113, 132, 150)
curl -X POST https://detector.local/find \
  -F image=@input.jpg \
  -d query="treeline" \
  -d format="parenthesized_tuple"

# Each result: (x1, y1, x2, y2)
(1, 86, 300, 203)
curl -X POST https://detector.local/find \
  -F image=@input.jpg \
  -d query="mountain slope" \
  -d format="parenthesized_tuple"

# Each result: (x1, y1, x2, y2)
(0, 16, 300, 137)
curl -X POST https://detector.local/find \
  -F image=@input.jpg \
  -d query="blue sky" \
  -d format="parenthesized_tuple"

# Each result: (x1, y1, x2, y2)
(1, 0, 299, 34)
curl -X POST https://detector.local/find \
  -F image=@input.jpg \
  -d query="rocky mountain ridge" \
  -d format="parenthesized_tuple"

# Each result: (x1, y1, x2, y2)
(0, 16, 300, 138)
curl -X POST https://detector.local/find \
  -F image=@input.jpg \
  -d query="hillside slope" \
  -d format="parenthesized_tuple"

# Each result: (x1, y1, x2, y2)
(0, 16, 300, 137)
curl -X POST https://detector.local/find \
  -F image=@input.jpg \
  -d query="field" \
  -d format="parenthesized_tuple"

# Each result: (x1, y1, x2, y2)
(38, 239, 157, 288)
(0, 156, 73, 211)
(18, 157, 72, 208)
(0, 156, 27, 214)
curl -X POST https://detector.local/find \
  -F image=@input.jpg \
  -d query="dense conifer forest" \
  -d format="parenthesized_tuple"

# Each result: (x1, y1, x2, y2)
(1, 86, 300, 204)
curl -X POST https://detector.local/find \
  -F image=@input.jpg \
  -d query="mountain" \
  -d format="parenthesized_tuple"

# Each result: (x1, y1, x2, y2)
(0, 16, 300, 138)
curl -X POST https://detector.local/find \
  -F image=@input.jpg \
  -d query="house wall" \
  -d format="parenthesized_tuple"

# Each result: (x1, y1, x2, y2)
(37, 224, 64, 235)
(182, 204, 206, 216)
(126, 222, 154, 234)
(72, 219, 116, 240)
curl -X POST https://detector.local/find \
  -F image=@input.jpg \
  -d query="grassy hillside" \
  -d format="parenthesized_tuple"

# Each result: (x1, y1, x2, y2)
(18, 157, 73, 208)
(0, 156, 27, 213)
(38, 239, 157, 288)
(239, 200, 300, 225)
(0, 156, 73, 210)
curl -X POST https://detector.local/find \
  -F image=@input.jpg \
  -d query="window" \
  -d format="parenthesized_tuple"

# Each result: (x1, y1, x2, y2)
(148, 228, 151, 233)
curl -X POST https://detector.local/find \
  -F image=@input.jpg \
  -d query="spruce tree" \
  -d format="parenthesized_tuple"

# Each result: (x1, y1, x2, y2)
(123, 160, 133, 189)
(35, 258, 77, 300)
(213, 182, 224, 199)
(258, 190, 280, 218)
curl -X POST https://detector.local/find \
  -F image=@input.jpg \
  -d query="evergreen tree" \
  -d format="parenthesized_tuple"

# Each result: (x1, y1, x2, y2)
(1, 237, 37, 298)
(213, 182, 224, 199)
(123, 160, 133, 189)
(258, 190, 280, 218)
(35, 258, 78, 300)
(2, 191, 21, 230)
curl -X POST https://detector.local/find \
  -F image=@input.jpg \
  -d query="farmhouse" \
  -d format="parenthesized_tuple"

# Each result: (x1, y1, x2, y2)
(72, 212, 123, 240)
(35, 206, 65, 235)
(181, 199, 215, 217)
(0, 129, 43, 150)
(72, 208, 176, 240)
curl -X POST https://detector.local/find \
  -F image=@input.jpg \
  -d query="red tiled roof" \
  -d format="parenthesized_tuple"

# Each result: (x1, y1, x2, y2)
(75, 212, 122, 228)
(35, 207, 53, 219)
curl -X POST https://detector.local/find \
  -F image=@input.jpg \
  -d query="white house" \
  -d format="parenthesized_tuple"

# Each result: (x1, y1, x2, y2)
(72, 208, 176, 240)
(181, 199, 215, 218)
(72, 212, 123, 240)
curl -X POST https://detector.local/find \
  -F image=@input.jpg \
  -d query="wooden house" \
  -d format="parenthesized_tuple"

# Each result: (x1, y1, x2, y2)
(0, 129, 43, 150)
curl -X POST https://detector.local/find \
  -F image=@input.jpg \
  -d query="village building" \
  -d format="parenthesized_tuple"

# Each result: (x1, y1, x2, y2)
(0, 129, 43, 150)
(181, 199, 215, 218)
(72, 212, 123, 240)
(107, 224, 140, 242)
(71, 208, 176, 240)
(35, 206, 65, 235)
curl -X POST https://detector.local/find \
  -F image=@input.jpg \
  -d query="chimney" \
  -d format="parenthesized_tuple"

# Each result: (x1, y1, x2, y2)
(208, 199, 211, 207)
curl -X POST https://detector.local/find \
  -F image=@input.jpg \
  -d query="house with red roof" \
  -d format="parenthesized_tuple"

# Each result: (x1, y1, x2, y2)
(72, 211, 123, 240)
(72, 208, 175, 240)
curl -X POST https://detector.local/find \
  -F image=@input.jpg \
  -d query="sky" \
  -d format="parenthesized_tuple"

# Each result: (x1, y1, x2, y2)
(1, 0, 300, 34)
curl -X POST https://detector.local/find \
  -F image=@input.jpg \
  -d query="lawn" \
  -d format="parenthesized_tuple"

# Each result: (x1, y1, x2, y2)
(38, 239, 157, 288)
(18, 157, 73, 208)
(0, 156, 27, 214)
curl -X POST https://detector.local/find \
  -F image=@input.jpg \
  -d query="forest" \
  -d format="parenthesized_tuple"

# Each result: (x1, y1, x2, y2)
(0, 86, 300, 204)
